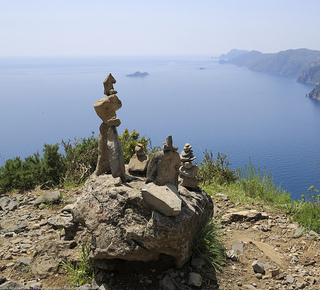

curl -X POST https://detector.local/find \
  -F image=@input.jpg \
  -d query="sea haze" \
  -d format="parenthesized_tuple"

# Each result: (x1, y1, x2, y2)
(0, 55, 319, 200)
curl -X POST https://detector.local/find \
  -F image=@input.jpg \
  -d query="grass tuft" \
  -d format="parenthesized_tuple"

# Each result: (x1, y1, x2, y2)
(192, 219, 226, 271)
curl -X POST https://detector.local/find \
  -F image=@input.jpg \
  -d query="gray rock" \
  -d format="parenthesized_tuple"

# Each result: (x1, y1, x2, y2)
(188, 272, 202, 287)
(141, 183, 182, 216)
(0, 197, 18, 211)
(191, 257, 206, 269)
(107, 126, 126, 182)
(0, 196, 10, 210)
(293, 227, 304, 238)
(34, 191, 61, 206)
(252, 260, 265, 274)
(308, 230, 318, 236)
(0, 280, 25, 289)
(160, 275, 176, 290)
(286, 274, 295, 284)
(222, 210, 269, 224)
(30, 240, 80, 279)
(232, 240, 245, 252)
(128, 146, 149, 176)
(29, 282, 42, 289)
(6, 200, 18, 211)
(226, 250, 238, 261)
(98, 283, 112, 290)
(71, 174, 213, 267)
(146, 136, 180, 188)
(3, 221, 28, 234)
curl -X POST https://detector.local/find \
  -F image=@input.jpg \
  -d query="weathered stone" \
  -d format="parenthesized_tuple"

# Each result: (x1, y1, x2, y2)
(286, 274, 295, 284)
(93, 95, 122, 124)
(141, 183, 182, 216)
(0, 280, 25, 289)
(128, 144, 149, 176)
(0, 196, 10, 210)
(221, 210, 269, 224)
(71, 174, 213, 267)
(107, 126, 126, 182)
(293, 227, 304, 238)
(34, 191, 61, 206)
(188, 272, 202, 287)
(94, 75, 124, 178)
(232, 240, 245, 252)
(226, 250, 238, 261)
(103, 73, 116, 96)
(160, 275, 177, 290)
(270, 268, 280, 277)
(30, 241, 80, 279)
(191, 257, 206, 269)
(146, 136, 180, 188)
(2, 221, 28, 234)
(252, 260, 265, 274)
(0, 197, 18, 211)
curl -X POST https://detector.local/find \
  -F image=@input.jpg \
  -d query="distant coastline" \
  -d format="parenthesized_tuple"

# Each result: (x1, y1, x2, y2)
(219, 48, 320, 100)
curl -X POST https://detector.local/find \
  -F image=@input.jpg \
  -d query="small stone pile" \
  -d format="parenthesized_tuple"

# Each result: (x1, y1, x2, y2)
(127, 143, 149, 176)
(146, 136, 181, 188)
(179, 143, 198, 189)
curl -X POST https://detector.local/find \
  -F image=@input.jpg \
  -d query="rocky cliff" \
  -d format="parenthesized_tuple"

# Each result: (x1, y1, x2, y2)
(308, 83, 320, 100)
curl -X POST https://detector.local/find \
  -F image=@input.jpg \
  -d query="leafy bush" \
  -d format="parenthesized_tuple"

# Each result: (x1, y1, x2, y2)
(192, 218, 226, 271)
(42, 143, 65, 184)
(0, 129, 152, 191)
(61, 134, 98, 186)
(0, 153, 43, 191)
(197, 150, 237, 186)
(119, 129, 149, 163)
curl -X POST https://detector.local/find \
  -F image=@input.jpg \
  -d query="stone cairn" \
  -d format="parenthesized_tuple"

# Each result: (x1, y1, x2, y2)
(146, 136, 181, 189)
(127, 143, 149, 176)
(179, 143, 198, 189)
(93, 73, 125, 182)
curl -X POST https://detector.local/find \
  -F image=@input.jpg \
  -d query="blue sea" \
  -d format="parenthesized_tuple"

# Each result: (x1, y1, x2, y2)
(0, 55, 320, 200)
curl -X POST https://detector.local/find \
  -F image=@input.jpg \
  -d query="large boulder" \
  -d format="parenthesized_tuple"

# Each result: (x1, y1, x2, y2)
(71, 174, 213, 267)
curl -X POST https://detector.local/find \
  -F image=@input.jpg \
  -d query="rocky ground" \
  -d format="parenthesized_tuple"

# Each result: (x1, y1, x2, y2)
(0, 187, 319, 289)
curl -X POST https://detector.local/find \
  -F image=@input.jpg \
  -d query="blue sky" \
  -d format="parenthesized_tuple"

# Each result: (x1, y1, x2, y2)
(1, 0, 320, 56)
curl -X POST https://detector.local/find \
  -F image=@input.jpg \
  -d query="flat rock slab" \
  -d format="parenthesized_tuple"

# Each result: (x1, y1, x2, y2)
(221, 210, 269, 224)
(141, 183, 182, 216)
(34, 191, 61, 206)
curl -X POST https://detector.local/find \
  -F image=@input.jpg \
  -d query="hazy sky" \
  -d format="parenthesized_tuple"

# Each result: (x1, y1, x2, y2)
(1, 0, 320, 56)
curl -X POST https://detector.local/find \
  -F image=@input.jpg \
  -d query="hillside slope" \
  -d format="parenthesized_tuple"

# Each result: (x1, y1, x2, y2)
(220, 48, 320, 100)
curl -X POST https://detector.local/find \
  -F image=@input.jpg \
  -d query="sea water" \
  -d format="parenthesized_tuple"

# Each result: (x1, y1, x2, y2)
(0, 55, 320, 200)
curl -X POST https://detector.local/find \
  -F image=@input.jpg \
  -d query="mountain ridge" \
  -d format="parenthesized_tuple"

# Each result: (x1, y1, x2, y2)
(219, 48, 320, 100)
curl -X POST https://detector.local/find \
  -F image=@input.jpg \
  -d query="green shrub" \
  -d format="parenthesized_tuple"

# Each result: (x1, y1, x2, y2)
(0, 153, 43, 191)
(119, 129, 149, 164)
(61, 243, 97, 287)
(292, 202, 320, 233)
(42, 143, 65, 184)
(197, 150, 237, 186)
(61, 134, 98, 186)
(192, 218, 226, 271)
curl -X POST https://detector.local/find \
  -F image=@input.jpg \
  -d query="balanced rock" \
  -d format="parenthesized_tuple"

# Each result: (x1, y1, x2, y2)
(128, 143, 149, 176)
(179, 143, 198, 189)
(71, 174, 213, 267)
(94, 73, 125, 182)
(146, 136, 180, 188)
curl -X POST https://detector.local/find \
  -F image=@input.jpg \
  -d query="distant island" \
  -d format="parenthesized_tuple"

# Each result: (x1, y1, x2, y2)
(126, 71, 149, 77)
(219, 48, 320, 100)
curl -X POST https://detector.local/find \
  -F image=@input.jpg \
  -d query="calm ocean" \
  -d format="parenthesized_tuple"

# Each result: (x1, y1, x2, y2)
(0, 55, 319, 200)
